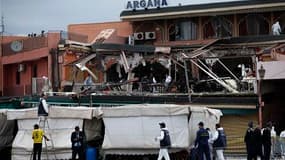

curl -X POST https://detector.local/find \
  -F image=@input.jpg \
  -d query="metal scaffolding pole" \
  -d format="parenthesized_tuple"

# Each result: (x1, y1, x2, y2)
(183, 60, 191, 103)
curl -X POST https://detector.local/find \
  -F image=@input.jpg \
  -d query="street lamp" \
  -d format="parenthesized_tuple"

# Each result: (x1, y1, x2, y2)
(258, 64, 265, 127)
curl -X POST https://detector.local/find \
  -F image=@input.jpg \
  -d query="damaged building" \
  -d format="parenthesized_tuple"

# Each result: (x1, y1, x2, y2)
(1, 0, 285, 158)
(53, 0, 285, 155)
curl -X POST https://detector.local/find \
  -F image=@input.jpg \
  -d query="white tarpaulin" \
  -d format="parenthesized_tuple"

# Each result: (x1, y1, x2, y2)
(6, 106, 102, 160)
(12, 118, 82, 160)
(257, 61, 285, 80)
(7, 106, 100, 120)
(101, 104, 222, 155)
(188, 107, 223, 145)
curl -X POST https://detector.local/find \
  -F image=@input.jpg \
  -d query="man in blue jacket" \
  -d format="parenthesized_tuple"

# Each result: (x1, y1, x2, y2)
(195, 121, 211, 160)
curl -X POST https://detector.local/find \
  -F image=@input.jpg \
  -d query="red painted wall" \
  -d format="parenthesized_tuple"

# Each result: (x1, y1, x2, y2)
(68, 21, 133, 42)
(1, 33, 60, 96)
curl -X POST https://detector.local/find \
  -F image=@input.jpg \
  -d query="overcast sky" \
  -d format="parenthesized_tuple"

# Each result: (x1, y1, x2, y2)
(0, 0, 242, 35)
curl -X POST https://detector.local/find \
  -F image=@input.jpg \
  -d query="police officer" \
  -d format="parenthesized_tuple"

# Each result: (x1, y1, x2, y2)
(262, 122, 272, 160)
(244, 121, 255, 160)
(155, 122, 171, 160)
(212, 124, 227, 160)
(195, 121, 211, 160)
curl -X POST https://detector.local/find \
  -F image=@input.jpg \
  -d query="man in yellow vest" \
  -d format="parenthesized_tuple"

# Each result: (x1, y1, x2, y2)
(32, 124, 49, 160)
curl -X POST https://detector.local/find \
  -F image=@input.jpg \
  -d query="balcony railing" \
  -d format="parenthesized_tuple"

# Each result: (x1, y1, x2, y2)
(3, 85, 32, 96)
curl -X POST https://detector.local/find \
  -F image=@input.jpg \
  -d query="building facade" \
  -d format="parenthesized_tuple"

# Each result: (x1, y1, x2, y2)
(120, 0, 285, 134)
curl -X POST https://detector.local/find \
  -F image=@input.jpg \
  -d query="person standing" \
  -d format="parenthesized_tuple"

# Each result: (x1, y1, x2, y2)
(280, 129, 285, 157)
(195, 122, 211, 160)
(253, 125, 263, 159)
(272, 21, 282, 35)
(71, 126, 84, 160)
(212, 124, 227, 160)
(38, 93, 49, 128)
(244, 121, 255, 160)
(270, 125, 277, 158)
(32, 124, 49, 160)
(206, 128, 214, 160)
(155, 122, 171, 160)
(262, 122, 272, 160)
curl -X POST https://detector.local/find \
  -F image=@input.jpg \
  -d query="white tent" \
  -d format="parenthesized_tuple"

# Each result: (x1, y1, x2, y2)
(101, 104, 222, 155)
(5, 104, 222, 158)
(6, 106, 102, 160)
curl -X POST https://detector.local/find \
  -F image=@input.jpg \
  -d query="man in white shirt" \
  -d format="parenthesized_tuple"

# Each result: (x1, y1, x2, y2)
(280, 129, 285, 156)
(38, 93, 49, 128)
(155, 122, 171, 160)
(271, 126, 277, 158)
(272, 21, 282, 35)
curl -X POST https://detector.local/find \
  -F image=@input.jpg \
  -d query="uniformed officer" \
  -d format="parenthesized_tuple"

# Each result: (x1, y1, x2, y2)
(195, 121, 211, 160)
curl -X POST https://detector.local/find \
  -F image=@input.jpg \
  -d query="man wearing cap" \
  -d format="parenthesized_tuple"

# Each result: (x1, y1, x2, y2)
(195, 121, 211, 160)
(155, 122, 171, 160)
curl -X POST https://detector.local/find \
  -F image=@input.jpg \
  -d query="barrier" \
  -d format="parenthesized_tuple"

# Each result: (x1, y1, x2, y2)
(86, 147, 97, 160)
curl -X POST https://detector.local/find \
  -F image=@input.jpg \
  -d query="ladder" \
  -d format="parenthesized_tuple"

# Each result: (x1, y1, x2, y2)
(31, 118, 57, 160)
(41, 118, 57, 160)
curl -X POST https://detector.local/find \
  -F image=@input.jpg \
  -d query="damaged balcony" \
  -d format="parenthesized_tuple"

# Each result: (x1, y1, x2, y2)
(57, 36, 260, 102)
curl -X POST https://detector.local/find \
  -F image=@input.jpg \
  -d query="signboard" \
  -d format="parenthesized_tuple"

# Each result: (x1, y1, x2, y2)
(126, 0, 168, 10)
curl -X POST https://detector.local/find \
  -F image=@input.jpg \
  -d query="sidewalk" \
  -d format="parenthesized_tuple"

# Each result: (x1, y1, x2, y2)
(225, 156, 284, 160)
(226, 156, 246, 160)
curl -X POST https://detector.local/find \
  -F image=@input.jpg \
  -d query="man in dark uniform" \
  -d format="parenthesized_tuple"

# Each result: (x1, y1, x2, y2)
(71, 126, 84, 160)
(262, 122, 272, 160)
(195, 121, 211, 160)
(155, 122, 171, 160)
(244, 121, 255, 160)
(253, 125, 263, 159)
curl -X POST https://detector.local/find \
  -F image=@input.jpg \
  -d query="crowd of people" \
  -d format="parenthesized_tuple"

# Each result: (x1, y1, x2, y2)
(245, 121, 285, 160)
(190, 122, 227, 160)
(33, 95, 285, 160)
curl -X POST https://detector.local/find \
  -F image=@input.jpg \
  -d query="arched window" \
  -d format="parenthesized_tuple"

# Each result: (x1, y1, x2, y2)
(239, 14, 269, 36)
(203, 16, 232, 39)
(169, 19, 197, 41)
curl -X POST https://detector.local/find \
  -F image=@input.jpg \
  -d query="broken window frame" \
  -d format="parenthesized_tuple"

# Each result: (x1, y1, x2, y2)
(238, 13, 270, 36)
(168, 18, 198, 41)
(203, 16, 233, 39)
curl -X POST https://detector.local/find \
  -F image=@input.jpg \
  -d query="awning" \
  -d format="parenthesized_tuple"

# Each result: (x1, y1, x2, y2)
(120, 0, 285, 21)
(257, 61, 285, 80)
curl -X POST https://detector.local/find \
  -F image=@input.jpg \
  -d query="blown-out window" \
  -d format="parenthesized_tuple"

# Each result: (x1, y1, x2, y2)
(203, 16, 232, 39)
(274, 12, 285, 33)
(239, 14, 269, 36)
(169, 20, 197, 41)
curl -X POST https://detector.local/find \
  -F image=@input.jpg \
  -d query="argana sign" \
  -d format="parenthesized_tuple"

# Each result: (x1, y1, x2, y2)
(126, 0, 168, 10)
